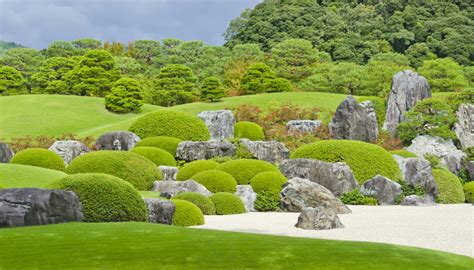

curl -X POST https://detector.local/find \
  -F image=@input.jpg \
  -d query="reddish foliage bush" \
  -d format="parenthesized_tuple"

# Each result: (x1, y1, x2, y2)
(6, 133, 95, 153)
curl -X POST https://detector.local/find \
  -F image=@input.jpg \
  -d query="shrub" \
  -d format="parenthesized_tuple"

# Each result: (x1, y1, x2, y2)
(463, 182, 474, 203)
(357, 96, 386, 128)
(216, 159, 279, 185)
(395, 182, 426, 204)
(234, 121, 265, 140)
(171, 199, 204, 226)
(48, 173, 147, 222)
(191, 170, 237, 193)
(135, 136, 182, 156)
(10, 148, 65, 171)
(239, 63, 292, 95)
(0, 184, 5, 189)
(250, 171, 287, 199)
(176, 160, 219, 181)
(66, 151, 162, 190)
(105, 77, 144, 113)
(291, 140, 401, 184)
(173, 192, 216, 215)
(390, 149, 417, 158)
(340, 189, 378, 205)
(254, 191, 279, 212)
(129, 110, 210, 141)
(130, 147, 176, 166)
(209, 192, 245, 215)
(201, 77, 226, 102)
(432, 169, 465, 204)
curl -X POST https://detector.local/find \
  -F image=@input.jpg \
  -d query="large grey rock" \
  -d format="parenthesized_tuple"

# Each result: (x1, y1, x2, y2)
(394, 155, 438, 197)
(0, 142, 14, 163)
(467, 161, 474, 181)
(159, 166, 178, 181)
(286, 120, 322, 134)
(0, 188, 84, 228)
(383, 70, 431, 135)
(235, 185, 257, 212)
(144, 198, 175, 225)
(280, 177, 351, 214)
(407, 135, 466, 174)
(198, 110, 235, 141)
(152, 180, 212, 198)
(48, 140, 89, 164)
(360, 100, 379, 134)
(239, 139, 290, 164)
(96, 131, 140, 151)
(329, 96, 378, 142)
(400, 195, 435, 206)
(295, 206, 344, 230)
(176, 141, 235, 162)
(454, 103, 474, 149)
(359, 175, 402, 205)
(279, 159, 358, 197)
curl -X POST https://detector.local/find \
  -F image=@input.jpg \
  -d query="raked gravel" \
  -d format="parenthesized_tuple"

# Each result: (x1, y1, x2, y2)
(194, 204, 473, 257)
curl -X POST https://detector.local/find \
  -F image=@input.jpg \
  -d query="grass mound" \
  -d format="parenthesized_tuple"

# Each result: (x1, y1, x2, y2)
(250, 171, 287, 199)
(390, 149, 418, 158)
(173, 192, 216, 215)
(135, 136, 182, 156)
(215, 159, 279, 185)
(171, 199, 205, 226)
(209, 192, 245, 215)
(10, 148, 65, 171)
(0, 163, 67, 188)
(176, 160, 219, 181)
(191, 170, 237, 193)
(130, 146, 176, 166)
(234, 121, 265, 141)
(432, 169, 465, 204)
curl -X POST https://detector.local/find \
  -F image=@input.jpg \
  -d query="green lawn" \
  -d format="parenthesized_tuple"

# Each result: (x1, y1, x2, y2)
(0, 222, 471, 269)
(0, 163, 66, 188)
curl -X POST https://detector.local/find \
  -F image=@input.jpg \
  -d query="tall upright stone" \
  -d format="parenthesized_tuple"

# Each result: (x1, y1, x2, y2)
(0, 142, 14, 163)
(454, 103, 474, 149)
(197, 110, 235, 141)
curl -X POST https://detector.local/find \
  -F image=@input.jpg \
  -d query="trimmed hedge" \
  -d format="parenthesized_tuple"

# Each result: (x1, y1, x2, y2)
(463, 182, 474, 203)
(250, 171, 287, 199)
(129, 110, 210, 141)
(10, 148, 65, 171)
(48, 173, 147, 222)
(191, 170, 237, 193)
(234, 121, 265, 141)
(432, 169, 465, 204)
(173, 192, 216, 215)
(135, 136, 182, 156)
(176, 160, 219, 181)
(130, 147, 176, 166)
(291, 140, 401, 184)
(171, 199, 205, 226)
(390, 149, 418, 158)
(216, 159, 280, 185)
(66, 151, 162, 190)
(209, 192, 245, 215)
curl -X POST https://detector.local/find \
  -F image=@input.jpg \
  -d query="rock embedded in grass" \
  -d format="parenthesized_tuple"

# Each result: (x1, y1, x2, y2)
(159, 166, 179, 181)
(96, 131, 140, 151)
(153, 180, 212, 198)
(0, 142, 14, 163)
(295, 206, 344, 230)
(198, 110, 235, 141)
(359, 175, 402, 205)
(48, 140, 89, 164)
(239, 139, 290, 164)
(176, 141, 236, 162)
(144, 198, 175, 225)
(286, 120, 322, 134)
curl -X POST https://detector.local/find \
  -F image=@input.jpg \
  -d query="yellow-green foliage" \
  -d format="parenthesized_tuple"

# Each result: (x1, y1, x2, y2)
(209, 192, 245, 215)
(463, 182, 474, 203)
(176, 160, 219, 181)
(216, 159, 279, 185)
(173, 192, 216, 215)
(0, 184, 5, 189)
(191, 170, 237, 193)
(10, 148, 65, 171)
(130, 146, 176, 166)
(250, 171, 287, 199)
(171, 199, 205, 226)
(390, 149, 418, 158)
(432, 169, 465, 204)
(234, 121, 265, 140)
(135, 136, 182, 156)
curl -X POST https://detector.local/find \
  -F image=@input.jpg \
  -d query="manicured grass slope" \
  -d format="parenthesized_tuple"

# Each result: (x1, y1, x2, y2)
(0, 163, 66, 188)
(0, 223, 472, 269)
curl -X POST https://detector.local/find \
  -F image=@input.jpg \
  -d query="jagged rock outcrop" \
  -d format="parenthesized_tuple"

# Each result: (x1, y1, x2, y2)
(152, 180, 212, 198)
(197, 110, 235, 141)
(295, 206, 344, 230)
(454, 103, 474, 149)
(239, 139, 290, 164)
(48, 140, 89, 164)
(286, 120, 322, 134)
(359, 175, 402, 205)
(158, 166, 178, 181)
(144, 198, 175, 225)
(176, 141, 236, 161)
(0, 142, 14, 163)
(235, 185, 257, 212)
(394, 155, 438, 197)
(95, 131, 140, 151)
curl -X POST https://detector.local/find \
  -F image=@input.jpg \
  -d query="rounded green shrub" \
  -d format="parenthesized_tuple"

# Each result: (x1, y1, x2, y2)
(135, 136, 182, 156)
(191, 170, 237, 193)
(0, 184, 5, 189)
(171, 199, 205, 226)
(463, 182, 474, 203)
(66, 151, 162, 190)
(432, 169, 465, 204)
(291, 140, 401, 184)
(129, 110, 210, 141)
(234, 121, 265, 140)
(216, 159, 280, 185)
(250, 171, 287, 199)
(209, 192, 245, 215)
(10, 148, 65, 171)
(48, 173, 147, 222)
(176, 160, 219, 181)
(390, 149, 417, 158)
(173, 192, 216, 215)
(130, 147, 176, 166)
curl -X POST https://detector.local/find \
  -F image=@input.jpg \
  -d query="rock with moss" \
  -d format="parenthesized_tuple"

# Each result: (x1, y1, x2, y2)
(176, 141, 236, 162)
(159, 166, 178, 181)
(394, 155, 438, 197)
(359, 175, 402, 205)
(96, 131, 140, 151)
(144, 198, 175, 225)
(454, 104, 474, 149)
(198, 110, 235, 141)
(295, 206, 344, 230)
(0, 142, 14, 163)
(153, 180, 211, 198)
(48, 140, 89, 164)
(235, 185, 257, 212)
(239, 139, 290, 164)
(286, 120, 322, 134)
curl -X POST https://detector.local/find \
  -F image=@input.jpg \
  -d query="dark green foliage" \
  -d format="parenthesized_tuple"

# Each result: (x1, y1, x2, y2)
(446, 89, 474, 111)
(418, 58, 468, 92)
(170, 199, 205, 226)
(254, 190, 279, 212)
(0, 48, 44, 90)
(201, 77, 225, 102)
(357, 96, 386, 128)
(176, 160, 220, 181)
(239, 63, 292, 95)
(215, 159, 279, 185)
(0, 66, 26, 95)
(463, 182, 474, 203)
(209, 192, 245, 215)
(10, 148, 65, 171)
(395, 182, 426, 204)
(390, 150, 417, 158)
(291, 140, 401, 184)
(250, 171, 287, 199)
(464, 147, 474, 161)
(135, 136, 182, 156)
(424, 154, 442, 169)
(130, 147, 176, 166)
(129, 110, 210, 141)
(191, 170, 237, 193)
(234, 121, 265, 141)
(432, 169, 465, 204)
(150, 64, 198, 106)
(31, 57, 76, 94)
(340, 189, 378, 206)
(66, 150, 162, 190)
(48, 173, 147, 222)
(173, 192, 216, 215)
(105, 77, 144, 113)
(0, 41, 23, 55)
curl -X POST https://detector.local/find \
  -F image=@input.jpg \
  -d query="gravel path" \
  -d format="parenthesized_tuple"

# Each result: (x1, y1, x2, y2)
(194, 204, 473, 257)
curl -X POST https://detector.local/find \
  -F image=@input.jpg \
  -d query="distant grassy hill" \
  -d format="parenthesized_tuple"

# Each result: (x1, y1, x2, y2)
(0, 163, 66, 188)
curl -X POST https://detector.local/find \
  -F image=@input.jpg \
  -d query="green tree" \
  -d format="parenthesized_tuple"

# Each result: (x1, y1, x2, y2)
(114, 56, 143, 76)
(418, 58, 468, 92)
(224, 44, 264, 94)
(44, 41, 80, 58)
(31, 57, 77, 94)
(105, 77, 144, 113)
(240, 63, 292, 95)
(0, 48, 44, 91)
(151, 64, 198, 106)
(201, 77, 225, 102)
(132, 40, 162, 66)
(405, 43, 437, 68)
(0, 66, 26, 95)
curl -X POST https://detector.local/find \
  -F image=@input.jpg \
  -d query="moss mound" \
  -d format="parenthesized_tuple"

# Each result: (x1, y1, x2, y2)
(234, 121, 265, 140)
(173, 192, 216, 215)
(171, 199, 205, 226)
(10, 148, 65, 171)
(216, 159, 279, 185)
(432, 169, 465, 204)
(209, 192, 245, 215)
(463, 182, 474, 203)
(176, 160, 219, 181)
(130, 146, 176, 166)
(129, 110, 210, 141)
(48, 173, 147, 222)
(250, 171, 287, 199)
(291, 140, 401, 184)
(191, 170, 237, 193)
(135, 136, 182, 156)
(390, 149, 418, 158)
(66, 151, 162, 190)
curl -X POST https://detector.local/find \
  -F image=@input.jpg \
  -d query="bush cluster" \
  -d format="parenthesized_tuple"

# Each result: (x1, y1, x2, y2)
(432, 169, 465, 204)
(250, 171, 287, 199)
(10, 148, 65, 171)
(340, 189, 378, 205)
(130, 146, 176, 166)
(105, 77, 144, 113)
(209, 192, 245, 215)
(463, 182, 474, 203)
(135, 136, 182, 156)
(254, 191, 280, 212)
(171, 199, 205, 226)
(173, 192, 216, 215)
(215, 159, 279, 185)
(191, 170, 237, 193)
(234, 121, 265, 141)
(176, 160, 219, 181)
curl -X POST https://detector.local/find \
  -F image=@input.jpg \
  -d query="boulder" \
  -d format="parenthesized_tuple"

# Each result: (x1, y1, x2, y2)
(48, 140, 89, 164)
(197, 110, 235, 141)
(279, 159, 358, 197)
(176, 141, 236, 162)
(467, 161, 474, 181)
(360, 100, 379, 133)
(394, 155, 438, 197)
(383, 70, 431, 135)
(407, 135, 466, 174)
(96, 131, 140, 151)
(235, 185, 257, 212)
(0, 188, 84, 228)
(144, 198, 175, 225)
(329, 96, 378, 142)
(295, 206, 344, 230)
(0, 142, 14, 163)
(239, 139, 290, 164)
(454, 103, 474, 149)
(280, 177, 351, 214)
(400, 195, 436, 206)
(158, 166, 178, 181)
(286, 120, 322, 134)
(359, 175, 402, 205)
(152, 180, 212, 198)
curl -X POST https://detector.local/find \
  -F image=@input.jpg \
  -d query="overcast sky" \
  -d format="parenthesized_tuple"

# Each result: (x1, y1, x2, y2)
(0, 0, 261, 49)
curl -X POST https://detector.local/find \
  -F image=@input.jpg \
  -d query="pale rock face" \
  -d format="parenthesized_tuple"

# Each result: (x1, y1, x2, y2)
(144, 198, 175, 225)
(198, 110, 235, 141)
(295, 206, 344, 230)
(454, 103, 474, 149)
(239, 139, 290, 164)
(0, 142, 14, 163)
(286, 120, 322, 134)
(152, 180, 212, 198)
(359, 175, 402, 205)
(393, 155, 438, 197)
(158, 166, 179, 181)
(176, 141, 236, 162)
(400, 195, 436, 206)
(95, 131, 140, 151)
(235, 185, 257, 212)
(48, 140, 89, 164)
